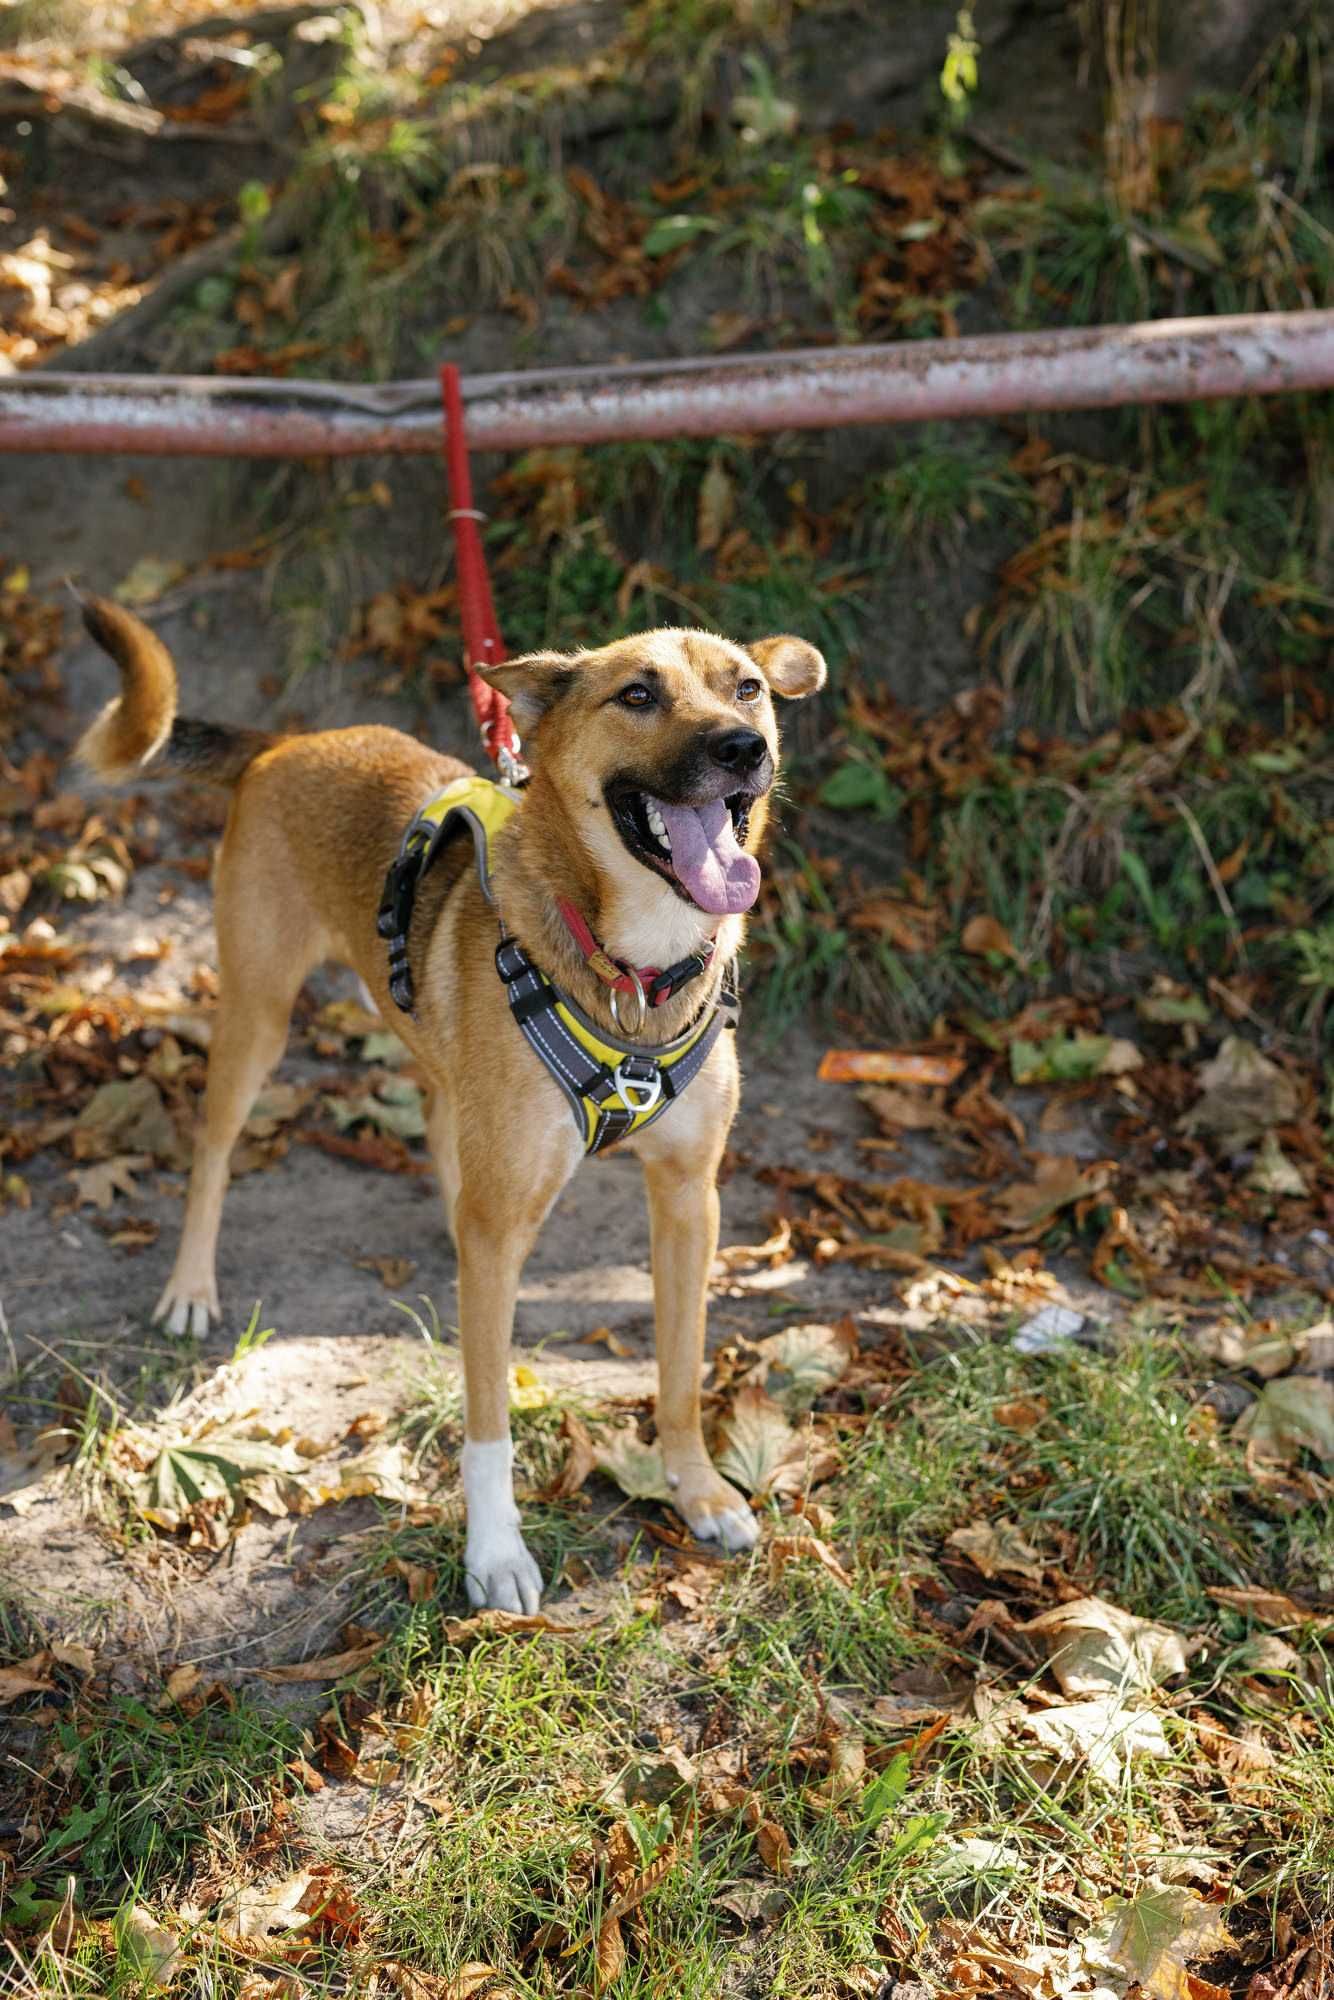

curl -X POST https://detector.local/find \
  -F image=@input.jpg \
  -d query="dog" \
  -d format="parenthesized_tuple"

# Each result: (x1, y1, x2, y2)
(75, 596, 825, 1609)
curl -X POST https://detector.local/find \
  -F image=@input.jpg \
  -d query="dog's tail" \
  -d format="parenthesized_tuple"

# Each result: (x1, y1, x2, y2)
(74, 592, 276, 787)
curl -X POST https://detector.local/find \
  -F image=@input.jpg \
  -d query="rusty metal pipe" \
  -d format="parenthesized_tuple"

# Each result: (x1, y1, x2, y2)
(1, 312, 1331, 457)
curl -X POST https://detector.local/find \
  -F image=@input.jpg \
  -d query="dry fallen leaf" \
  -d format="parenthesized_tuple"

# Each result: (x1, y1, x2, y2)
(819, 1048, 965, 1086)
(860, 1082, 946, 1132)
(237, 1974, 308, 2000)
(624, 1744, 697, 1805)
(993, 1396, 1047, 1431)
(1019, 1596, 1188, 1696)
(746, 1319, 857, 1411)
(0, 1652, 55, 1703)
(590, 1421, 672, 1502)
(1180, 1036, 1299, 1153)
(439, 1609, 599, 1644)
(164, 1662, 202, 1705)
(115, 1906, 181, 1988)
(1023, 1695, 1171, 1788)
(946, 1516, 1045, 1586)
(573, 1324, 633, 1357)
(1102, 1882, 1232, 2000)
(989, 1155, 1112, 1232)
(540, 1411, 597, 1501)
(388, 1556, 438, 1604)
(1236, 1378, 1334, 1467)
(1246, 1133, 1307, 1198)
(50, 1639, 94, 1676)
(756, 1820, 793, 1873)
(961, 913, 1019, 960)
(1195, 1716, 1277, 1802)
(594, 1915, 625, 1991)
(254, 1636, 383, 1683)
(696, 453, 735, 552)
(72, 1074, 183, 1164)
(216, 1872, 316, 1948)
(69, 1152, 152, 1210)
(769, 1532, 853, 1590)
(355, 1254, 418, 1290)
(715, 1384, 811, 1498)
(1207, 1586, 1321, 1627)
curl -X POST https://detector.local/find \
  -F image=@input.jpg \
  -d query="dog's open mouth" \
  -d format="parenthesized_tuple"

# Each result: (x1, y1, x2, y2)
(607, 787, 760, 916)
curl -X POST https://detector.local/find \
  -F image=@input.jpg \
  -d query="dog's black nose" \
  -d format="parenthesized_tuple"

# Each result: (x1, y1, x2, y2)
(709, 728, 767, 774)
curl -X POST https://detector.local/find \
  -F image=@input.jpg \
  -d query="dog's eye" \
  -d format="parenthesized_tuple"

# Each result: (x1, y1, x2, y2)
(736, 677, 764, 702)
(617, 683, 655, 709)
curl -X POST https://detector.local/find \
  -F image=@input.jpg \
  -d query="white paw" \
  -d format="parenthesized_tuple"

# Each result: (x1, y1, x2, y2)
(464, 1526, 544, 1613)
(153, 1278, 218, 1340)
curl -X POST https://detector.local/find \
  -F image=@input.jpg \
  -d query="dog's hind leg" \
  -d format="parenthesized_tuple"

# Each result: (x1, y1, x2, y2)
(155, 847, 327, 1338)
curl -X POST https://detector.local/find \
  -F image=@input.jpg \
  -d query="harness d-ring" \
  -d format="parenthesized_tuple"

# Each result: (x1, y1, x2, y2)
(608, 966, 647, 1037)
(613, 1062, 663, 1116)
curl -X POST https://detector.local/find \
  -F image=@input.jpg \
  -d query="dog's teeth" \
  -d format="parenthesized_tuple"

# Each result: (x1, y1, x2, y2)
(645, 804, 669, 849)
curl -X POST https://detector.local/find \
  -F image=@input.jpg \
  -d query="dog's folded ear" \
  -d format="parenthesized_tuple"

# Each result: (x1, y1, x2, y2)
(480, 651, 577, 731)
(747, 636, 827, 700)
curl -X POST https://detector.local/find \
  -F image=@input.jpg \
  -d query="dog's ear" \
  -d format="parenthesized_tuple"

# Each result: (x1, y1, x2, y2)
(747, 636, 827, 700)
(480, 651, 577, 732)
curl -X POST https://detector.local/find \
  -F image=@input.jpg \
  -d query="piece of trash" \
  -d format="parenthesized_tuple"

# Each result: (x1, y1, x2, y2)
(818, 1049, 965, 1087)
(1013, 1304, 1086, 1353)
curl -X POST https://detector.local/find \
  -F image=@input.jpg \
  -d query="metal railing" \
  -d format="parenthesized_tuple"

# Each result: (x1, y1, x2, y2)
(1, 311, 1330, 457)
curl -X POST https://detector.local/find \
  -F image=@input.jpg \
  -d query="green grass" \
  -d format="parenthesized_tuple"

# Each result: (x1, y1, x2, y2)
(861, 425, 1034, 560)
(7, 1318, 1333, 1993)
(7, 1690, 299, 1912)
(355, 1328, 1334, 1983)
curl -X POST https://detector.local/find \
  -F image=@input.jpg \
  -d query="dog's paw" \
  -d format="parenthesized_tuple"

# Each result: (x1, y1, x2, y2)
(464, 1527, 544, 1614)
(670, 1467, 759, 1555)
(152, 1277, 219, 1340)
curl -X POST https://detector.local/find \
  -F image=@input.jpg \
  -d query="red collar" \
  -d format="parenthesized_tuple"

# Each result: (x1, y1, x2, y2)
(555, 898, 715, 1010)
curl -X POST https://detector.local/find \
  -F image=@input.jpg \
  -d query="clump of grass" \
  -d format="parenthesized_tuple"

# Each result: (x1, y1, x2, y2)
(861, 425, 1033, 561)
(16, 1692, 300, 1916)
(837, 1333, 1259, 1622)
(979, 25, 1333, 327)
(1018, 1338, 1251, 1621)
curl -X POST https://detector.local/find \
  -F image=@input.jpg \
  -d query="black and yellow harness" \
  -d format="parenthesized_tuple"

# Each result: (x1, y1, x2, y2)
(377, 776, 733, 1155)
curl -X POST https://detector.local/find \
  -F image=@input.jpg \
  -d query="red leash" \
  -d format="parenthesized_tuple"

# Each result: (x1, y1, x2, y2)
(438, 363, 716, 1024)
(439, 363, 527, 785)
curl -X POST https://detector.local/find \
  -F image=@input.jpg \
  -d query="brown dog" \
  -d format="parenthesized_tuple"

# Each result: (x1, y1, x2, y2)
(75, 597, 825, 1608)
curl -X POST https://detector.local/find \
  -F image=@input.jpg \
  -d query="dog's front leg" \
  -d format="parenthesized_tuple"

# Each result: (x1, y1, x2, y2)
(453, 1139, 575, 1612)
(641, 1147, 759, 1556)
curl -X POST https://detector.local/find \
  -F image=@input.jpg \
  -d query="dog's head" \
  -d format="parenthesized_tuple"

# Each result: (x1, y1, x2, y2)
(483, 629, 825, 917)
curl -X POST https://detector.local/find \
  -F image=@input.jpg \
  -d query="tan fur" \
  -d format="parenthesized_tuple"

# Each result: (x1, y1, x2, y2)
(74, 594, 178, 783)
(76, 600, 826, 1601)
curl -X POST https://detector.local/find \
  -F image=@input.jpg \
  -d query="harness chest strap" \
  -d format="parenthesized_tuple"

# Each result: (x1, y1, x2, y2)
(377, 775, 736, 1156)
(495, 938, 724, 1153)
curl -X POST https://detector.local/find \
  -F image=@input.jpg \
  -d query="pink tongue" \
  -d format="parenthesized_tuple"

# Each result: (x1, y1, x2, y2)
(653, 797, 760, 915)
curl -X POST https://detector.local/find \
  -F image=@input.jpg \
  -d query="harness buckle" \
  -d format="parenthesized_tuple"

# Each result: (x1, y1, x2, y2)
(608, 965, 647, 1037)
(612, 1056, 662, 1117)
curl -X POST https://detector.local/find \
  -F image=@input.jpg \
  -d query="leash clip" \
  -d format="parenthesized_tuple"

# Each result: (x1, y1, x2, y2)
(608, 965, 647, 1037)
(495, 739, 530, 787)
